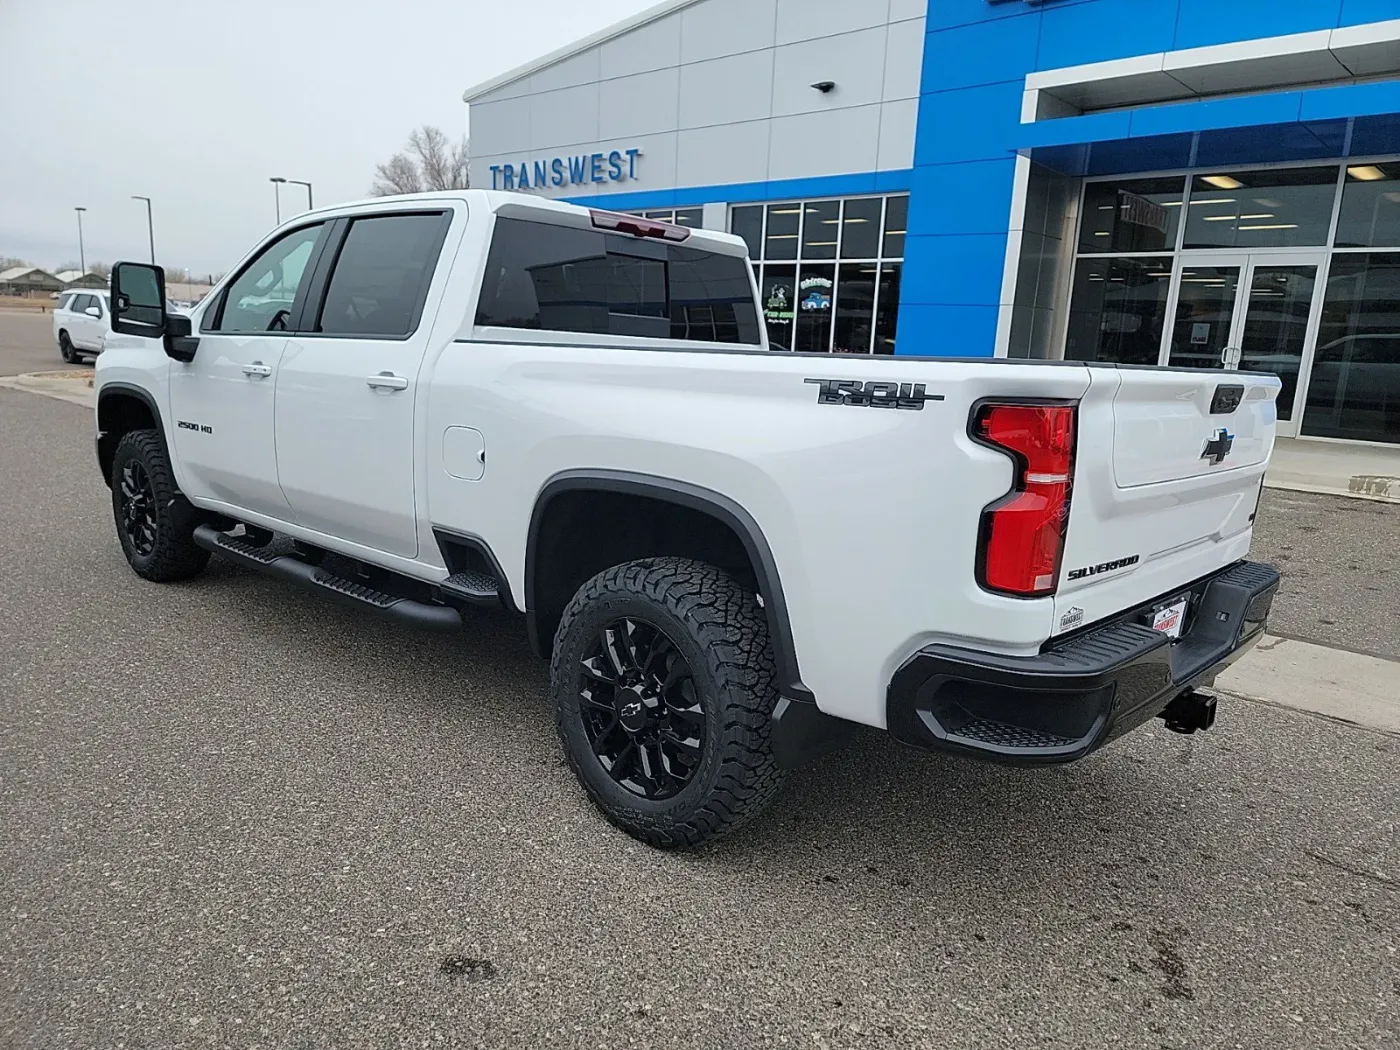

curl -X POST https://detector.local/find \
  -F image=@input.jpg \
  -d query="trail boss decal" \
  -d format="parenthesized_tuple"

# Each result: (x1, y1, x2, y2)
(1066, 554, 1140, 581)
(804, 379, 944, 410)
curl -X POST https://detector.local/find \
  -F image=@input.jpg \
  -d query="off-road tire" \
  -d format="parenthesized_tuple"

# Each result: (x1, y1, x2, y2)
(551, 557, 786, 849)
(58, 331, 75, 363)
(111, 429, 210, 582)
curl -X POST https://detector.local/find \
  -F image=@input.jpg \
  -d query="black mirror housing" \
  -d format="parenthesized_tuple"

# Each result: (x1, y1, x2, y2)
(109, 261, 198, 362)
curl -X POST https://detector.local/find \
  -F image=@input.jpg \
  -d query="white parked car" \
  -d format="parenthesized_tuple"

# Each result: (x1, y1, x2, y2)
(52, 289, 111, 362)
(93, 191, 1281, 848)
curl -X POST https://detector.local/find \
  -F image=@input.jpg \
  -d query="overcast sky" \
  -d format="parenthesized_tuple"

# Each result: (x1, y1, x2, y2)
(0, 0, 653, 276)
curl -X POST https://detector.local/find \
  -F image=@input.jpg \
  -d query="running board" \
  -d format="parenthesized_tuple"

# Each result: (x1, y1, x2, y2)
(192, 525, 462, 632)
(438, 569, 501, 607)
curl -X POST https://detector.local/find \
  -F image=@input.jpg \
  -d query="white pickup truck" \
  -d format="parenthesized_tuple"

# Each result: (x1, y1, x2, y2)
(95, 190, 1280, 848)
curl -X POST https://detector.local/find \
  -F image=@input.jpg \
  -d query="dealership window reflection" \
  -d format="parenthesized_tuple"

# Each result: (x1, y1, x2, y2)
(732, 195, 907, 354)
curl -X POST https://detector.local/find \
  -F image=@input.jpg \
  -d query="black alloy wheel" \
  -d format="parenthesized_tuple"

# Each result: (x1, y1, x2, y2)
(59, 331, 75, 363)
(578, 617, 705, 801)
(118, 459, 158, 558)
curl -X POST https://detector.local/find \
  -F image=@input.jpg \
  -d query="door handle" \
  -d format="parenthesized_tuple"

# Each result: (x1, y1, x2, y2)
(366, 372, 409, 391)
(242, 361, 272, 378)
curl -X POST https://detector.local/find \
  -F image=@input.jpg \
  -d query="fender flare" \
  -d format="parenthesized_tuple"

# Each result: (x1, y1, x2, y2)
(95, 382, 167, 484)
(526, 469, 814, 704)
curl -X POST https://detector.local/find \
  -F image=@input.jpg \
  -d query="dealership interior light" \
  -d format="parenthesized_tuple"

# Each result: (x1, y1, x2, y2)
(1201, 175, 1245, 190)
(1347, 165, 1387, 181)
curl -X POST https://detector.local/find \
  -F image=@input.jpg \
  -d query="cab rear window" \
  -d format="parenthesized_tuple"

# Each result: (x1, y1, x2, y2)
(475, 216, 760, 345)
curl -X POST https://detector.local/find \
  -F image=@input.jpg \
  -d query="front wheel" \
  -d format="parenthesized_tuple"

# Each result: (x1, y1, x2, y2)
(550, 557, 786, 849)
(110, 429, 210, 582)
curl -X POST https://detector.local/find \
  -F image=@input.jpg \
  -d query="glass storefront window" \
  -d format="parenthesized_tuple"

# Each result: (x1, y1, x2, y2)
(1334, 163, 1400, 248)
(875, 263, 901, 355)
(833, 263, 876, 354)
(795, 264, 835, 352)
(1079, 177, 1185, 254)
(883, 196, 907, 259)
(1065, 257, 1172, 365)
(841, 198, 883, 259)
(765, 203, 801, 260)
(1240, 265, 1317, 420)
(1183, 166, 1336, 249)
(760, 265, 796, 351)
(1167, 265, 1240, 370)
(802, 200, 840, 259)
(1303, 253, 1400, 443)
(731, 205, 763, 258)
(734, 193, 906, 353)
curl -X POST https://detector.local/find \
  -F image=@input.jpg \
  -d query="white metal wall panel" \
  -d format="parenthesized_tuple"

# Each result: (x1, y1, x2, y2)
(599, 67, 680, 140)
(529, 47, 601, 94)
(776, 0, 890, 45)
(772, 26, 887, 116)
(883, 17, 926, 100)
(679, 0, 778, 64)
(471, 96, 531, 155)
(600, 12, 682, 77)
(877, 98, 918, 170)
(677, 120, 771, 186)
(768, 104, 881, 180)
(678, 49, 777, 128)
(529, 84, 600, 151)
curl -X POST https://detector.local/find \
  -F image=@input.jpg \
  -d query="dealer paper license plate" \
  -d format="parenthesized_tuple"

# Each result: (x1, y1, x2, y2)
(1151, 598, 1188, 639)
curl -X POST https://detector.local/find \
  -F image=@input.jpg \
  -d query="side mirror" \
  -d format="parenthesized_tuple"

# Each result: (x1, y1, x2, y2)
(84, 305, 102, 318)
(110, 261, 167, 337)
(111, 261, 199, 362)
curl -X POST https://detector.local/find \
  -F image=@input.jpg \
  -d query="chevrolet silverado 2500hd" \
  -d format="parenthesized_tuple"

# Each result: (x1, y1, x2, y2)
(94, 190, 1280, 848)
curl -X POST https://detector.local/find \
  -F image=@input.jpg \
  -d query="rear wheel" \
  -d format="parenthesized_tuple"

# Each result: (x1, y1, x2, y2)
(110, 429, 210, 582)
(550, 557, 785, 849)
(58, 331, 74, 363)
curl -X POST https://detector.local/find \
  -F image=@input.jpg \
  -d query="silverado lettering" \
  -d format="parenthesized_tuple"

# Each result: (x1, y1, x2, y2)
(1066, 555, 1141, 581)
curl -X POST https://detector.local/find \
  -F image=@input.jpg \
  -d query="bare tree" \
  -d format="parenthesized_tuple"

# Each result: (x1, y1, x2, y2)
(371, 124, 469, 196)
(89, 261, 111, 279)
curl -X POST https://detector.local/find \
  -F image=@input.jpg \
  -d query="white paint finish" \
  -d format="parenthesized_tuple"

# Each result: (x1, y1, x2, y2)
(529, 83, 601, 151)
(600, 11, 683, 78)
(772, 26, 887, 116)
(599, 66, 681, 139)
(701, 201, 728, 230)
(469, 96, 531, 156)
(94, 189, 1284, 735)
(467, 78, 531, 105)
(768, 104, 880, 181)
(1163, 30, 1347, 94)
(883, 17, 925, 101)
(776, 0, 889, 46)
(1330, 18, 1400, 77)
(678, 48, 776, 129)
(442, 426, 486, 482)
(887, 0, 927, 22)
(680, 0, 777, 65)
(528, 46, 601, 94)
(876, 98, 917, 171)
(1028, 19, 1400, 119)
(677, 119, 770, 186)
(1216, 637, 1400, 734)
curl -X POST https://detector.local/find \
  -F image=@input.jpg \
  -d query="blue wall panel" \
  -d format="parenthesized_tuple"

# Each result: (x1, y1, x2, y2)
(907, 159, 1019, 235)
(1034, 0, 1178, 70)
(920, 14, 1041, 93)
(900, 233, 1010, 306)
(891, 304, 1000, 358)
(1170, 0, 1343, 49)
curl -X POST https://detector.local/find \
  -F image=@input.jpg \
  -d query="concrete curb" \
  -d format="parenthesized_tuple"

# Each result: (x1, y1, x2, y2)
(1214, 634, 1400, 735)
(0, 371, 95, 409)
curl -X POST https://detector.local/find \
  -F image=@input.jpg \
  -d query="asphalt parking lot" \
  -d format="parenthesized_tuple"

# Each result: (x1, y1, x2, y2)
(2, 330, 1399, 1049)
(0, 308, 70, 377)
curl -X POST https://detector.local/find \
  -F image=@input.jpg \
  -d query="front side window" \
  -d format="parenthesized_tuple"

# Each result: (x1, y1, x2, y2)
(475, 217, 760, 344)
(315, 213, 450, 337)
(212, 223, 323, 334)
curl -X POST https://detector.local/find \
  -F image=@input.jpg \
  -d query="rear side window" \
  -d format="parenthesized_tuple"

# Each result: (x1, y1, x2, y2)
(475, 216, 761, 345)
(315, 213, 450, 338)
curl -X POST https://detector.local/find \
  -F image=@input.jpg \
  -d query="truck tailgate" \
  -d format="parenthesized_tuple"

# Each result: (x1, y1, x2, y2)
(1051, 367, 1280, 637)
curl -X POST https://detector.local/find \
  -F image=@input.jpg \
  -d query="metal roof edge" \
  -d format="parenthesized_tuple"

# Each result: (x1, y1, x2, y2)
(461, 0, 702, 103)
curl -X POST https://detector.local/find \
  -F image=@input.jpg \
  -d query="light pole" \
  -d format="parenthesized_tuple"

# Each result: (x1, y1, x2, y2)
(131, 195, 154, 263)
(272, 176, 312, 213)
(270, 176, 284, 223)
(74, 207, 87, 274)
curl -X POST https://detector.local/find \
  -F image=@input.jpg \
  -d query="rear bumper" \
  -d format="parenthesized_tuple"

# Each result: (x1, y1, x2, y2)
(886, 561, 1279, 764)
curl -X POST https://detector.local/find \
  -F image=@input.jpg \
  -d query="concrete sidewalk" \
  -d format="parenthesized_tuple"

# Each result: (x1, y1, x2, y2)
(1268, 436, 1400, 502)
(0, 370, 94, 409)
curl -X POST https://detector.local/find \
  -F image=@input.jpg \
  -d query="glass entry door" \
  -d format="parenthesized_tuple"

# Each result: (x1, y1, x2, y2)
(1163, 252, 1328, 435)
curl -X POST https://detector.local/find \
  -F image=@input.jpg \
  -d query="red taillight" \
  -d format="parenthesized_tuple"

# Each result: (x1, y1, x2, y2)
(974, 402, 1077, 597)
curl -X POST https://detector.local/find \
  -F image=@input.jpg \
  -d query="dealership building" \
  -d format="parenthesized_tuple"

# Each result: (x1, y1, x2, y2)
(464, 0, 1400, 445)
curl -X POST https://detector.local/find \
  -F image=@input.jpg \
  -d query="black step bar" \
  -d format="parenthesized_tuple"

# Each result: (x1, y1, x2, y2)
(193, 525, 462, 632)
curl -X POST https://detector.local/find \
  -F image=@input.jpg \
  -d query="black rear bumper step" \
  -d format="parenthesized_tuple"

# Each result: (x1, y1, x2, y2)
(193, 525, 462, 632)
(886, 560, 1280, 765)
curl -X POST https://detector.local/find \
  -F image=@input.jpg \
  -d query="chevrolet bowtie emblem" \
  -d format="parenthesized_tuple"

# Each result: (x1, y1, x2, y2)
(1201, 428, 1234, 466)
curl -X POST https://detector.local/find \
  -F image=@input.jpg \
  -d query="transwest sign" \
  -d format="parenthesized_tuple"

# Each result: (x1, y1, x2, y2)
(487, 148, 642, 192)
